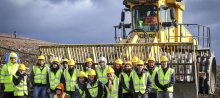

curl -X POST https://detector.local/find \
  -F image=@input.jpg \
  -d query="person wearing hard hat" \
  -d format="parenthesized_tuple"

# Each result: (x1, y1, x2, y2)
(13, 64, 28, 98)
(155, 56, 175, 98)
(48, 57, 65, 98)
(48, 53, 54, 66)
(103, 67, 122, 98)
(85, 69, 103, 98)
(131, 56, 139, 72)
(129, 60, 152, 98)
(75, 71, 87, 98)
(61, 58, 69, 71)
(120, 61, 133, 98)
(30, 55, 50, 98)
(95, 57, 109, 85)
(113, 58, 123, 78)
(83, 57, 94, 77)
(147, 57, 159, 98)
(63, 59, 78, 98)
(54, 83, 70, 98)
(0, 52, 19, 98)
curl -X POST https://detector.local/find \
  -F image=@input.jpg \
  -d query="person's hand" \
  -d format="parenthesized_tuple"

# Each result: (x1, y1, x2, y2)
(160, 86, 167, 91)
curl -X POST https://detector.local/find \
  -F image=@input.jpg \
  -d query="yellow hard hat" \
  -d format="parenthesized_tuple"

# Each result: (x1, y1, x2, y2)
(131, 56, 139, 63)
(38, 55, 45, 60)
(114, 59, 123, 65)
(88, 69, 96, 76)
(86, 57, 93, 62)
(10, 52, 17, 58)
(160, 56, 168, 62)
(125, 61, 132, 65)
(107, 67, 115, 74)
(53, 57, 60, 63)
(137, 60, 144, 65)
(18, 64, 26, 71)
(62, 58, 68, 62)
(78, 71, 86, 77)
(148, 57, 155, 62)
(68, 59, 75, 66)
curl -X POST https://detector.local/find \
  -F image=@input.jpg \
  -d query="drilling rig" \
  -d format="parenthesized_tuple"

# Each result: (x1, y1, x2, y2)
(39, 0, 216, 98)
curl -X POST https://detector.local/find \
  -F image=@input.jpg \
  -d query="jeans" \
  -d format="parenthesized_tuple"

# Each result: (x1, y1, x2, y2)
(158, 92, 173, 98)
(133, 93, 148, 98)
(49, 92, 55, 98)
(33, 86, 47, 98)
(122, 93, 133, 98)
(148, 93, 157, 98)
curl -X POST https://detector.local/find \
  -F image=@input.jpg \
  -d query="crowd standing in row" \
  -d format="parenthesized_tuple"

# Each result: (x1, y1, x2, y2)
(0, 52, 175, 98)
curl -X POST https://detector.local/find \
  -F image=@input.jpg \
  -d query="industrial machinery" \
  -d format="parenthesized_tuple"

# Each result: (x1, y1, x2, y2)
(39, 0, 216, 98)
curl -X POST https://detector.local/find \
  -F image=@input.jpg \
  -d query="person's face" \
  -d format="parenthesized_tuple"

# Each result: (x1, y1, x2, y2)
(79, 77, 85, 84)
(38, 59, 45, 66)
(10, 57, 16, 63)
(88, 75, 95, 81)
(161, 61, 167, 69)
(86, 62, 93, 66)
(115, 64, 121, 69)
(56, 89, 62, 94)
(99, 61, 105, 67)
(53, 63, 58, 68)
(107, 73, 114, 80)
(86, 64, 92, 70)
(137, 64, 144, 72)
(132, 62, 137, 67)
(148, 61, 155, 69)
(124, 64, 131, 71)
(68, 65, 74, 69)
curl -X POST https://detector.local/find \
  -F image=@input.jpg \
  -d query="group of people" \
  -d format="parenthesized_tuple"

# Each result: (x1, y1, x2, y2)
(0, 52, 175, 98)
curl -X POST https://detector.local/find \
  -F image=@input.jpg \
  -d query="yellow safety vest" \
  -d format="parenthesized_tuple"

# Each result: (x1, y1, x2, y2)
(121, 72, 132, 93)
(54, 93, 69, 98)
(157, 68, 174, 92)
(64, 69, 78, 91)
(105, 77, 119, 98)
(87, 82, 99, 98)
(49, 69, 62, 90)
(96, 67, 108, 84)
(0, 63, 18, 91)
(132, 70, 148, 94)
(75, 84, 85, 98)
(13, 75, 28, 96)
(33, 65, 49, 84)
(148, 66, 159, 92)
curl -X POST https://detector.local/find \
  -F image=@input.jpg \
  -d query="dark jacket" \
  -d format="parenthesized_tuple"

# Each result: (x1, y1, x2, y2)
(85, 77, 103, 98)
(103, 77, 122, 98)
(30, 63, 49, 87)
(154, 67, 175, 92)
(129, 70, 152, 94)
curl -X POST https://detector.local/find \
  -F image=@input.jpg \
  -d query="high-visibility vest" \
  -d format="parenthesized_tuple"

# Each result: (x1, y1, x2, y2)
(33, 65, 49, 84)
(75, 84, 85, 98)
(49, 69, 62, 90)
(121, 72, 132, 93)
(87, 82, 99, 98)
(0, 63, 18, 91)
(132, 70, 148, 94)
(64, 69, 78, 91)
(96, 67, 108, 84)
(54, 93, 69, 98)
(157, 68, 174, 92)
(13, 75, 28, 96)
(105, 77, 119, 98)
(148, 66, 159, 92)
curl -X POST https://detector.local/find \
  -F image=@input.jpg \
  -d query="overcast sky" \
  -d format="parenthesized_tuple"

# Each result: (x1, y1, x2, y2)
(0, 0, 220, 63)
